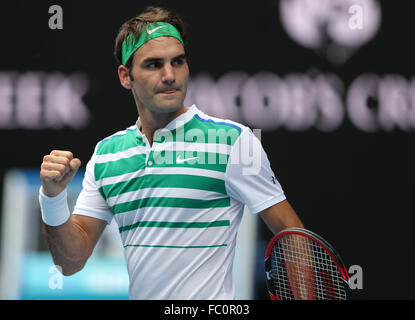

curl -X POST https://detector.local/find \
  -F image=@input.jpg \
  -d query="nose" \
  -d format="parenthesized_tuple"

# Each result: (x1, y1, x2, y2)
(161, 64, 176, 85)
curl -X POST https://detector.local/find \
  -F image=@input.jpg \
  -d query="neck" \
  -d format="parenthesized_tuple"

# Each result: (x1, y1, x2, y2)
(137, 105, 188, 145)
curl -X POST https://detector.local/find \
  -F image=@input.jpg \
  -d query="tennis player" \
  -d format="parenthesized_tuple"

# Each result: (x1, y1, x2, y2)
(39, 6, 304, 299)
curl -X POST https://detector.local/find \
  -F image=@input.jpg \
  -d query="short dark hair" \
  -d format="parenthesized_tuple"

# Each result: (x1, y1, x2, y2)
(113, 6, 187, 69)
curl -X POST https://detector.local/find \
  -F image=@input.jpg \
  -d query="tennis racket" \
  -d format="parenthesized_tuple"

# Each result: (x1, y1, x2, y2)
(264, 227, 352, 300)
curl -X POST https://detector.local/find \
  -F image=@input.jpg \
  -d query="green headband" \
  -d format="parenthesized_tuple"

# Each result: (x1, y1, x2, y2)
(121, 22, 184, 66)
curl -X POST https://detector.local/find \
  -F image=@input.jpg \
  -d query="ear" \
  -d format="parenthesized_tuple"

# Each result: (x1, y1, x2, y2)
(118, 65, 132, 90)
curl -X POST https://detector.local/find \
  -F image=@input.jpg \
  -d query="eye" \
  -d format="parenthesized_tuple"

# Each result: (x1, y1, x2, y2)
(146, 62, 162, 69)
(172, 57, 186, 66)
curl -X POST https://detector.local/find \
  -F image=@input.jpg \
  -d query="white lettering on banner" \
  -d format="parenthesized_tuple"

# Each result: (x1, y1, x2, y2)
(15, 72, 43, 129)
(0, 72, 90, 129)
(216, 71, 250, 124)
(185, 71, 415, 132)
(378, 75, 415, 132)
(44, 73, 90, 129)
(239, 72, 289, 131)
(314, 74, 345, 132)
(2, 70, 414, 132)
(346, 73, 379, 132)
(0, 72, 15, 129)
(185, 73, 226, 121)
(347, 74, 415, 132)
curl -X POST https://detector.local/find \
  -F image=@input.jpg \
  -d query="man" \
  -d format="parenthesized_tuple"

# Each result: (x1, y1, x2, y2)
(39, 6, 304, 299)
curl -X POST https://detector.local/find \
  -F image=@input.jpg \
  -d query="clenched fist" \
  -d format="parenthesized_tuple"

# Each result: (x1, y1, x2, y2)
(40, 150, 81, 197)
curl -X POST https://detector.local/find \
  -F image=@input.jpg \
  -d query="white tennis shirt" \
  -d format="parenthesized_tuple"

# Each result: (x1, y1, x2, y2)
(73, 104, 286, 299)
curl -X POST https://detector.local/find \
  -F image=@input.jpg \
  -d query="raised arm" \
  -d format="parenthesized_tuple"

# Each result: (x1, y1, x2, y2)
(40, 150, 107, 275)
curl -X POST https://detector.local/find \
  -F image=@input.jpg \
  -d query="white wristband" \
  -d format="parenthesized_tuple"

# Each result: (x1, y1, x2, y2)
(39, 187, 71, 226)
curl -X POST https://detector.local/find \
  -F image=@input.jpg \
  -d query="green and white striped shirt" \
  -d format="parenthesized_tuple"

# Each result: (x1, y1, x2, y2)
(74, 104, 285, 299)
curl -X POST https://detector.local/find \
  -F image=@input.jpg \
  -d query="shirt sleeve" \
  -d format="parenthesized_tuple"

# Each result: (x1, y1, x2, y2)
(72, 145, 113, 224)
(224, 128, 286, 214)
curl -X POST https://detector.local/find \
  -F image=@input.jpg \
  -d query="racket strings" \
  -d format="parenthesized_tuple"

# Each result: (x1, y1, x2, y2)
(271, 234, 347, 300)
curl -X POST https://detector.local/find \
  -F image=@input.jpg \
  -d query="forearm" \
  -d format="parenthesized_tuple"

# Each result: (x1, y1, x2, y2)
(39, 150, 102, 275)
(285, 235, 315, 300)
(260, 200, 304, 235)
(42, 218, 93, 274)
(42, 223, 86, 276)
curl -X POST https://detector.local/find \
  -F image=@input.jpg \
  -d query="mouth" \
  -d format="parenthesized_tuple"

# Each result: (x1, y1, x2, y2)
(158, 88, 179, 95)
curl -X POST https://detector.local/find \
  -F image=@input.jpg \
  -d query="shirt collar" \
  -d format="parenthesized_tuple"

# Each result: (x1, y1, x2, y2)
(135, 104, 198, 139)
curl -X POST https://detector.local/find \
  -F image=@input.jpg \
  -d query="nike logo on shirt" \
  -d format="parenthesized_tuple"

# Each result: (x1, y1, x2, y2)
(176, 155, 199, 164)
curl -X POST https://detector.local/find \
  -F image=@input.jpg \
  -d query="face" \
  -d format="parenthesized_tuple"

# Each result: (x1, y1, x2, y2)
(119, 36, 189, 114)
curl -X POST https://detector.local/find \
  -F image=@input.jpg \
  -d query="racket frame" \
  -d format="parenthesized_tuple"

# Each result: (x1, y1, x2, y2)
(264, 227, 352, 300)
